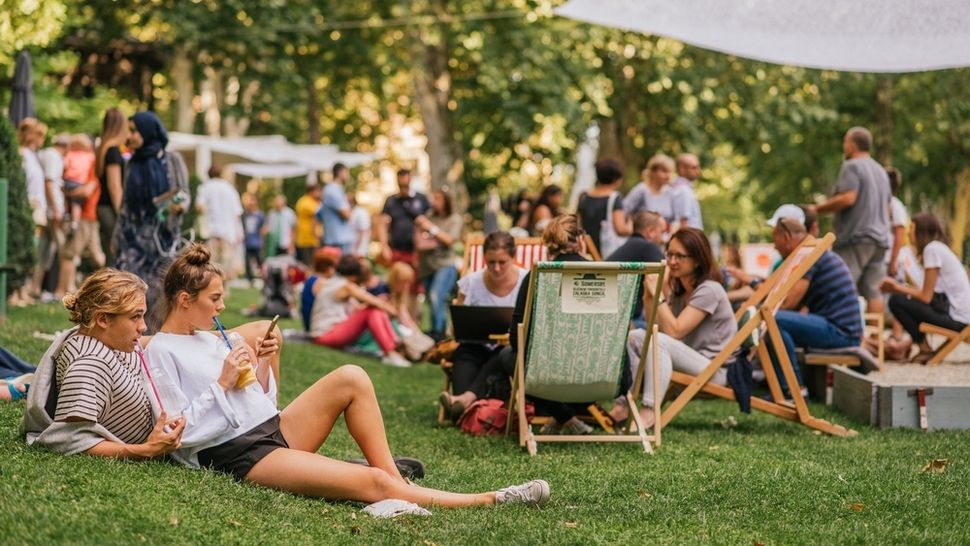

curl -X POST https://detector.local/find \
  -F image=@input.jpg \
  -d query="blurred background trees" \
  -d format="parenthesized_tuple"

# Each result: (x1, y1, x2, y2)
(3, 0, 969, 255)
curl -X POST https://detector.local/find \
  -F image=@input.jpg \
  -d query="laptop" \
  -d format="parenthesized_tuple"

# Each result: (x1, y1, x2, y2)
(450, 305, 514, 344)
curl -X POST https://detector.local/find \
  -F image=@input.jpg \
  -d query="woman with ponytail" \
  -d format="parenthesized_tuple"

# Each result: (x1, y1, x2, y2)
(141, 244, 549, 508)
(441, 215, 608, 435)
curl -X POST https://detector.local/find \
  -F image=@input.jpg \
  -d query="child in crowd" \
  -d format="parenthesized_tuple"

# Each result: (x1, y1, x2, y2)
(62, 134, 97, 230)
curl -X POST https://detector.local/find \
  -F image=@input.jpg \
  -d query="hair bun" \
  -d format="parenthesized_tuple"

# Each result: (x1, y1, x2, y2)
(183, 244, 211, 266)
(62, 293, 77, 310)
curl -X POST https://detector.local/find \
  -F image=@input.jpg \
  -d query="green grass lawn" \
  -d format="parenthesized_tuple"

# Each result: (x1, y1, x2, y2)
(1, 288, 968, 545)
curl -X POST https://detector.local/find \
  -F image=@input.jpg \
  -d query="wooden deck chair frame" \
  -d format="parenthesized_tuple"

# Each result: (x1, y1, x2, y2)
(665, 233, 857, 437)
(918, 323, 970, 366)
(506, 260, 667, 455)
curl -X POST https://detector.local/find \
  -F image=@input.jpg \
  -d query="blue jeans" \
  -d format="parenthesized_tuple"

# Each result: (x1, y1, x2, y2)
(767, 310, 859, 395)
(0, 347, 36, 378)
(423, 265, 458, 335)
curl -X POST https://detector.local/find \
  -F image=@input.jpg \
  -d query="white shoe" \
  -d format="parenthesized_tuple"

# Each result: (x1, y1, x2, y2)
(381, 353, 412, 368)
(496, 479, 550, 506)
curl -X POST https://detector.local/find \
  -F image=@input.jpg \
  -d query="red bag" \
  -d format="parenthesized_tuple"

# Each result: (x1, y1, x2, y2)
(457, 399, 533, 436)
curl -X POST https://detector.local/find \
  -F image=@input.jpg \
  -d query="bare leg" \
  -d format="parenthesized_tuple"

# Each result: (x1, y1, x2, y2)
(279, 365, 400, 481)
(244, 449, 495, 507)
(56, 258, 76, 297)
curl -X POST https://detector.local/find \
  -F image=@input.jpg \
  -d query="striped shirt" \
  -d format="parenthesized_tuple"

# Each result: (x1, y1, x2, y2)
(802, 251, 863, 340)
(54, 334, 154, 445)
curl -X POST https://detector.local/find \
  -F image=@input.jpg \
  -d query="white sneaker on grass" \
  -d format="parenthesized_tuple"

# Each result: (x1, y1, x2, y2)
(496, 480, 550, 506)
(381, 352, 412, 368)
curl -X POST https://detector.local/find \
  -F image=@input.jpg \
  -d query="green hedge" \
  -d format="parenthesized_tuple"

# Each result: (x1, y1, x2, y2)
(0, 116, 36, 295)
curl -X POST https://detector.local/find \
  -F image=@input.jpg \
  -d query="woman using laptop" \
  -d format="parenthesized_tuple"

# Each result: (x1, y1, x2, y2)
(439, 232, 526, 422)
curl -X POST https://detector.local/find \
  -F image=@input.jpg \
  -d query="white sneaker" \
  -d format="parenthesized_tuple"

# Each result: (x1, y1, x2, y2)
(495, 479, 550, 506)
(381, 353, 412, 368)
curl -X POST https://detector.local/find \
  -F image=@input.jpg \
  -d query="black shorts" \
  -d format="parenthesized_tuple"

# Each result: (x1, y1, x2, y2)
(197, 415, 289, 481)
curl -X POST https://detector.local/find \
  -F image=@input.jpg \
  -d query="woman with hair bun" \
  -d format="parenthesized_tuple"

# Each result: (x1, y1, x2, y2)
(141, 244, 549, 508)
(22, 268, 186, 458)
(442, 216, 606, 435)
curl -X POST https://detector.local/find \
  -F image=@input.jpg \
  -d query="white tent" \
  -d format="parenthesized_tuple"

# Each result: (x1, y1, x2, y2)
(557, 0, 970, 73)
(167, 132, 376, 179)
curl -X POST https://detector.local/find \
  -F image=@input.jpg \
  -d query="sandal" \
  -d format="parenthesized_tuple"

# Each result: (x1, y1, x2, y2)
(438, 391, 466, 423)
(912, 351, 935, 365)
(2, 374, 32, 402)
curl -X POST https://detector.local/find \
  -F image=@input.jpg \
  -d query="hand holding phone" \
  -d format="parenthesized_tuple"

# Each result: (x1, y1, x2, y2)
(256, 315, 281, 359)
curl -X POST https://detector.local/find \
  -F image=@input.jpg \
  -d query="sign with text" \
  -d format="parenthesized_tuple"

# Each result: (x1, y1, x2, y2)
(561, 272, 618, 314)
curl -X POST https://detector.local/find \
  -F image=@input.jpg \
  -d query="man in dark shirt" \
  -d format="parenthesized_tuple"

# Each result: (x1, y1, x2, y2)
(606, 211, 667, 328)
(769, 217, 862, 395)
(377, 168, 430, 266)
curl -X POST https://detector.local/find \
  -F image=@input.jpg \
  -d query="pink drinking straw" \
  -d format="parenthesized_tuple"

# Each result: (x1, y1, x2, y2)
(135, 341, 166, 415)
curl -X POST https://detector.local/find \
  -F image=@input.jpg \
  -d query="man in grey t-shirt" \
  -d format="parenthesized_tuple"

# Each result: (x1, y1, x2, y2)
(814, 126, 891, 313)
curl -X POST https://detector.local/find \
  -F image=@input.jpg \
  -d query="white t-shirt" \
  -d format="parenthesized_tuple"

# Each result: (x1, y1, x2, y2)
(196, 178, 244, 241)
(350, 206, 371, 256)
(145, 331, 279, 469)
(36, 147, 65, 218)
(922, 240, 970, 324)
(20, 147, 47, 226)
(889, 196, 909, 227)
(457, 267, 527, 307)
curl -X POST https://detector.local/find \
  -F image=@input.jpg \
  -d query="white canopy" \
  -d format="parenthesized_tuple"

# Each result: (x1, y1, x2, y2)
(168, 132, 376, 179)
(557, 0, 970, 73)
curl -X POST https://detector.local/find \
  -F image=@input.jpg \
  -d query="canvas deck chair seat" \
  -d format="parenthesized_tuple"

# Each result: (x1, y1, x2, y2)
(803, 297, 883, 372)
(507, 260, 666, 455)
(918, 323, 970, 366)
(665, 233, 857, 437)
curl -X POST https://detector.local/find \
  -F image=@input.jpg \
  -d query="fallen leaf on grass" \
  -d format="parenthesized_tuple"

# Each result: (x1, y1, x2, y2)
(350, 512, 357, 520)
(168, 516, 179, 527)
(638, 490, 652, 499)
(848, 503, 864, 513)
(921, 459, 949, 474)
(351, 525, 361, 535)
(228, 518, 243, 527)
(320, 508, 329, 515)
(719, 416, 738, 428)
(709, 445, 720, 451)
(423, 540, 438, 546)
(564, 522, 578, 529)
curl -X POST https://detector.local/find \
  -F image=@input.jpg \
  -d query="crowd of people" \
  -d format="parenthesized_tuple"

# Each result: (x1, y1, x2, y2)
(4, 119, 969, 511)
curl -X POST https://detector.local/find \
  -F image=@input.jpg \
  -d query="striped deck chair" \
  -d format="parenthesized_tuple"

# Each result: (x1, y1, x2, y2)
(461, 234, 549, 278)
(665, 233, 857, 437)
(507, 260, 666, 455)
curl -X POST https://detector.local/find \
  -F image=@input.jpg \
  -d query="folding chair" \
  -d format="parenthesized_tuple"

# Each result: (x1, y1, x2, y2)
(664, 233, 857, 437)
(507, 260, 666, 455)
(460, 234, 549, 278)
(918, 323, 970, 365)
(803, 296, 882, 373)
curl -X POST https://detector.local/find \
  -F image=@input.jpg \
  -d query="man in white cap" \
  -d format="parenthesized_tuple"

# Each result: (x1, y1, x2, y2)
(765, 210, 862, 398)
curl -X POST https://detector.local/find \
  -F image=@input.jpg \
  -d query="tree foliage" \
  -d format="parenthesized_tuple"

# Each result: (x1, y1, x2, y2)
(0, 116, 37, 294)
(12, 0, 970, 251)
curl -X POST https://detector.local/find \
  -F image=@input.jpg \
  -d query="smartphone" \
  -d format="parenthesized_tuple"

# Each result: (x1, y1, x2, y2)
(263, 314, 280, 342)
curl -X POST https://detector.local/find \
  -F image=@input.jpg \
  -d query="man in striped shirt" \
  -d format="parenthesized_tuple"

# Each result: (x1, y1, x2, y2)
(769, 218, 863, 395)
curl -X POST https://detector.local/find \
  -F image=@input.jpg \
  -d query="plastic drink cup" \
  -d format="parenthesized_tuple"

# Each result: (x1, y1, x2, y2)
(227, 332, 258, 388)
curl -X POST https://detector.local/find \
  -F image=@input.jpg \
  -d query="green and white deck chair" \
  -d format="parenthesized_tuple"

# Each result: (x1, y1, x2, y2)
(506, 261, 666, 456)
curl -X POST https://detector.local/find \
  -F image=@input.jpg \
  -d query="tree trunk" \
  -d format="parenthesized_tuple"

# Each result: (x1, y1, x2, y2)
(951, 168, 970, 259)
(172, 46, 195, 133)
(875, 76, 893, 166)
(201, 66, 222, 136)
(405, 0, 467, 211)
(306, 77, 320, 144)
